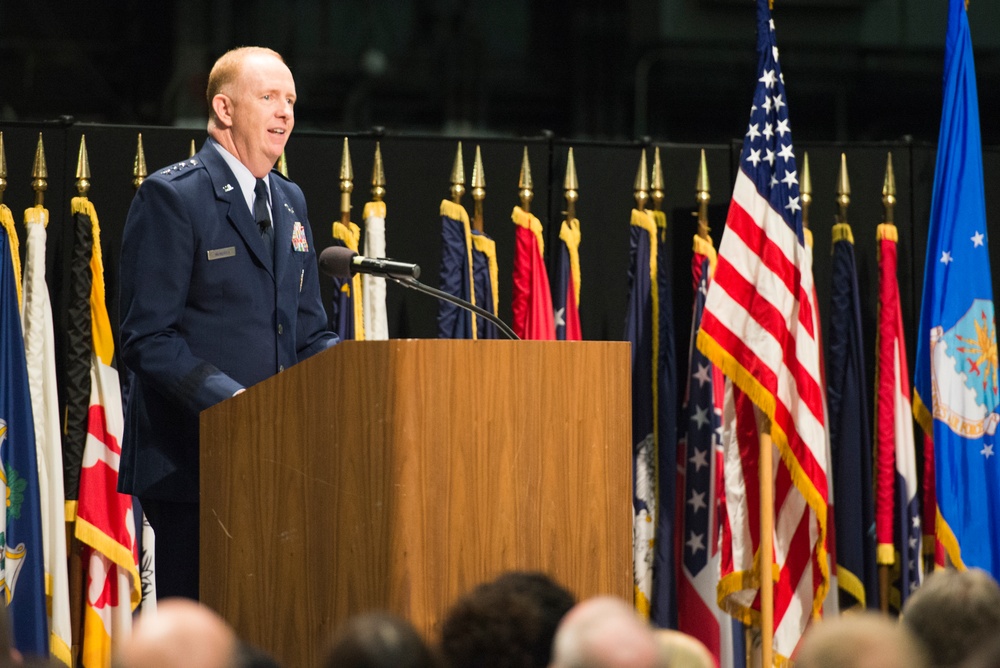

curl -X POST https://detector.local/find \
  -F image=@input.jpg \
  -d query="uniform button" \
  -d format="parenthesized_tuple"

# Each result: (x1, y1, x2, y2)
(278, 324, 283, 335)
(279, 365, 285, 372)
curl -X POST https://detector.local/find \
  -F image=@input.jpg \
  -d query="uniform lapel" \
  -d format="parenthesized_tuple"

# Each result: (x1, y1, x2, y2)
(200, 144, 275, 277)
(269, 176, 294, 285)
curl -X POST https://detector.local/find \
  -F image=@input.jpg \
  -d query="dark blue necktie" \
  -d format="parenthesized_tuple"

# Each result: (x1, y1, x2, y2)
(254, 178, 273, 261)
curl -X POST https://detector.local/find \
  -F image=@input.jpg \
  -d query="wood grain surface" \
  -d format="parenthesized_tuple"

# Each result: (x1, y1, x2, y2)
(200, 339, 631, 666)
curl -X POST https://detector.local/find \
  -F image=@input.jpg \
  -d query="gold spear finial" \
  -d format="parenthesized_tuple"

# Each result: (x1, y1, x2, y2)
(471, 145, 486, 233)
(634, 149, 649, 212)
(0, 132, 7, 205)
(371, 141, 386, 202)
(519, 147, 533, 212)
(882, 152, 896, 225)
(32, 133, 48, 207)
(651, 147, 665, 212)
(277, 151, 289, 178)
(189, 139, 196, 159)
(340, 137, 353, 225)
(133, 133, 148, 190)
(76, 135, 91, 197)
(837, 152, 851, 224)
(800, 151, 812, 230)
(564, 147, 579, 222)
(696, 148, 711, 240)
(450, 141, 465, 204)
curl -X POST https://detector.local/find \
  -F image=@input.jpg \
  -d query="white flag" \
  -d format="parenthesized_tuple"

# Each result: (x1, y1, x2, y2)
(20, 205, 73, 665)
(362, 201, 388, 340)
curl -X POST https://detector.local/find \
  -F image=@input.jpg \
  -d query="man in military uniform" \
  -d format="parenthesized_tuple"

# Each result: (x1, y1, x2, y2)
(118, 46, 339, 600)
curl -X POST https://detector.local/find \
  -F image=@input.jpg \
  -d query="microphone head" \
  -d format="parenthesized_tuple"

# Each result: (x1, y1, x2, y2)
(318, 246, 358, 279)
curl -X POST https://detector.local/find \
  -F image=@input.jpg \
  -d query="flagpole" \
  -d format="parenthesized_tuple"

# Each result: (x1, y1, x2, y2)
(756, 406, 774, 668)
(696, 149, 710, 241)
(471, 145, 485, 233)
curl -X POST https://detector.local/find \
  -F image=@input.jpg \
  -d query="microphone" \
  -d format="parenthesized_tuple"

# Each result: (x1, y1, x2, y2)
(319, 246, 420, 280)
(317, 245, 520, 340)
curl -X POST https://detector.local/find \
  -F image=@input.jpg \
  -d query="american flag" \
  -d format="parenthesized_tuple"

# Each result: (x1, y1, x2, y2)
(677, 243, 741, 668)
(696, 0, 830, 660)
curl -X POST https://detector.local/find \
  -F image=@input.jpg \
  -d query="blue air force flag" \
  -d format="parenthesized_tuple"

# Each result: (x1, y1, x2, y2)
(913, 0, 1000, 577)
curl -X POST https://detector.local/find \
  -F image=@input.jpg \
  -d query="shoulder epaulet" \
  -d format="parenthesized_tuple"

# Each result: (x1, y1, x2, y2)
(156, 158, 202, 180)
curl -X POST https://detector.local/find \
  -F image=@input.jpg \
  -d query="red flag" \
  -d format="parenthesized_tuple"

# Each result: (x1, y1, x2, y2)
(874, 222, 924, 608)
(511, 206, 555, 340)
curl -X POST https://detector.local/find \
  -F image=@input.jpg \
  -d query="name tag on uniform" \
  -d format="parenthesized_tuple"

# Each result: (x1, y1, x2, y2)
(207, 246, 236, 261)
(291, 222, 309, 252)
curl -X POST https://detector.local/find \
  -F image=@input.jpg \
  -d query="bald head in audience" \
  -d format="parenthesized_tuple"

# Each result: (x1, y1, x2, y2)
(114, 598, 238, 668)
(901, 568, 1000, 668)
(549, 596, 659, 668)
(795, 613, 927, 668)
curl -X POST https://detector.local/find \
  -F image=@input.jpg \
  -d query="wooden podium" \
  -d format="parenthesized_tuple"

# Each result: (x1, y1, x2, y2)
(200, 339, 631, 666)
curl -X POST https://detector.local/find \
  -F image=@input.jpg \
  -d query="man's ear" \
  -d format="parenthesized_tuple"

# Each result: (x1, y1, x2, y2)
(211, 93, 234, 128)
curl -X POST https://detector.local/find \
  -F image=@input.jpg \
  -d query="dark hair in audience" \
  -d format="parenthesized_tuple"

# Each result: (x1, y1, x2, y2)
(234, 641, 282, 668)
(439, 571, 576, 668)
(960, 635, 1000, 668)
(322, 612, 436, 668)
(901, 568, 1000, 668)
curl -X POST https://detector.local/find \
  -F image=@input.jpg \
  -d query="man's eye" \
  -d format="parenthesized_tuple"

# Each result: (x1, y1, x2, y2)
(263, 94, 271, 101)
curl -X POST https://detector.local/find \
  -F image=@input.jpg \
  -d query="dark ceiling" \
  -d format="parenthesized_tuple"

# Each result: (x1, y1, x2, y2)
(1, 0, 997, 145)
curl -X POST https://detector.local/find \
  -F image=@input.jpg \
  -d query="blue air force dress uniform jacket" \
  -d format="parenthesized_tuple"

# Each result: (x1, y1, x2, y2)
(118, 141, 339, 503)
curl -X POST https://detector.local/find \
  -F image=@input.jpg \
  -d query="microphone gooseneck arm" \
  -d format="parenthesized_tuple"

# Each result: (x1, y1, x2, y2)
(387, 275, 520, 341)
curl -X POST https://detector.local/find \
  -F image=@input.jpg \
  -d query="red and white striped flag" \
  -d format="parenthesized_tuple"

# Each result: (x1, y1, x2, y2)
(697, 0, 829, 662)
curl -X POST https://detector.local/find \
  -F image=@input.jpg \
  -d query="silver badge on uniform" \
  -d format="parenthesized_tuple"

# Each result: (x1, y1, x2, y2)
(207, 247, 236, 260)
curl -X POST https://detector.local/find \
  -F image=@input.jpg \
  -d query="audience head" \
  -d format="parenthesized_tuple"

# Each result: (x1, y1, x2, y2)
(549, 596, 659, 668)
(322, 612, 436, 668)
(795, 612, 927, 668)
(960, 635, 1000, 668)
(113, 598, 238, 668)
(652, 629, 714, 668)
(901, 568, 1000, 668)
(439, 571, 576, 668)
(0, 603, 22, 665)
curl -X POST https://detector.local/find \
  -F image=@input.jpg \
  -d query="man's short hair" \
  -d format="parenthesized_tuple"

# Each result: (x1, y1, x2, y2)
(322, 612, 435, 668)
(440, 571, 576, 668)
(205, 46, 285, 122)
(901, 568, 1000, 668)
(795, 613, 927, 668)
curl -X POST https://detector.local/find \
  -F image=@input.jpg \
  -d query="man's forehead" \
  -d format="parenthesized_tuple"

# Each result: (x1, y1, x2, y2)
(237, 58, 295, 91)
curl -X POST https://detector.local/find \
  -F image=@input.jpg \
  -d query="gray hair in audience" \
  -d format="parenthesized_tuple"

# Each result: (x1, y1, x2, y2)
(795, 612, 927, 668)
(901, 568, 1000, 668)
(550, 596, 659, 668)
